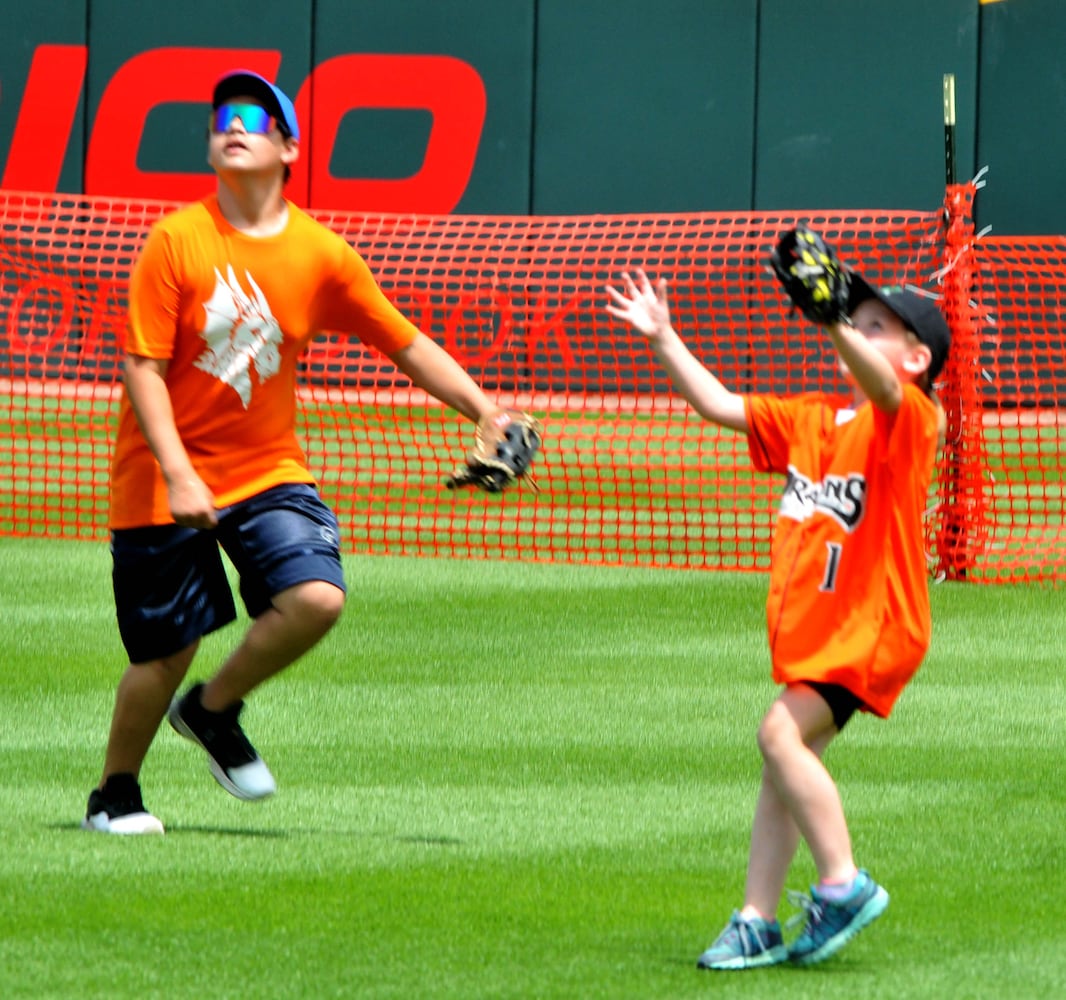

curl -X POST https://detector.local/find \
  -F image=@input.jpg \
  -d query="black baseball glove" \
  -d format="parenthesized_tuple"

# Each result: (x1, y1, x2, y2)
(769, 223, 851, 325)
(445, 409, 543, 494)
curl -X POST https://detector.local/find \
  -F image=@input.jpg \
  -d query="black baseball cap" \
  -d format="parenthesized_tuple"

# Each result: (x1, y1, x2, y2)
(847, 274, 951, 381)
(212, 70, 300, 140)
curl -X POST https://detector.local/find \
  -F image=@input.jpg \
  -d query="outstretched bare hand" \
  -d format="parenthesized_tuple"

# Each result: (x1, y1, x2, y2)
(605, 269, 673, 340)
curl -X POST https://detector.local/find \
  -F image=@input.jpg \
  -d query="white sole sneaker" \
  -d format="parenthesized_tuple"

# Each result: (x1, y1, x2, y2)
(82, 810, 165, 835)
(168, 690, 277, 801)
(206, 757, 277, 801)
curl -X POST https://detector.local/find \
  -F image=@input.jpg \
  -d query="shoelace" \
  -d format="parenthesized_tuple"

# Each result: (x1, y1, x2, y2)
(728, 914, 773, 955)
(785, 890, 824, 934)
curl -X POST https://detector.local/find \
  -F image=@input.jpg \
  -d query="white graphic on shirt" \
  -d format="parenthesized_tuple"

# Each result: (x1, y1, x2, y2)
(195, 265, 283, 408)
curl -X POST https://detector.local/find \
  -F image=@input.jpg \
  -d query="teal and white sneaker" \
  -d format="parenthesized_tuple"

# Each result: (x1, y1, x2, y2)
(697, 911, 788, 970)
(787, 870, 889, 965)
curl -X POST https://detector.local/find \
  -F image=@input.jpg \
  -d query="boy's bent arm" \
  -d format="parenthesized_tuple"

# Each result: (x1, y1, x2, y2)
(826, 321, 903, 413)
(605, 269, 747, 432)
(124, 354, 217, 527)
(648, 329, 748, 431)
(389, 333, 498, 424)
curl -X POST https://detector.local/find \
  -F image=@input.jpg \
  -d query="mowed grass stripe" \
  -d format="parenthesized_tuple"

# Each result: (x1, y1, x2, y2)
(0, 539, 1063, 998)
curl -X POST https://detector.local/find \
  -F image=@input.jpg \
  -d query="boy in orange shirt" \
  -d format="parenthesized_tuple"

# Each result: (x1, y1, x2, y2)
(605, 242, 949, 968)
(83, 70, 522, 834)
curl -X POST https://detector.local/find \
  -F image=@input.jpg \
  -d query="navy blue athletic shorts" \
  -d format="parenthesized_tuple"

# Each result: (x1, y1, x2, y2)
(111, 483, 346, 663)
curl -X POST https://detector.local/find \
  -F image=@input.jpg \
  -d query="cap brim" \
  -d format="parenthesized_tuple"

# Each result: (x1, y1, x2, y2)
(846, 272, 883, 316)
(212, 71, 298, 139)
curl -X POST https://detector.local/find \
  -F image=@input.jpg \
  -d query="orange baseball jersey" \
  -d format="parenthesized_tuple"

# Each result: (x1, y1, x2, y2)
(111, 195, 419, 529)
(744, 384, 940, 718)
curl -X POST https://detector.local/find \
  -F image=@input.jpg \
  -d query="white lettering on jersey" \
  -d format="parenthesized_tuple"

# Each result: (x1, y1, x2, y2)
(195, 265, 283, 408)
(779, 465, 867, 532)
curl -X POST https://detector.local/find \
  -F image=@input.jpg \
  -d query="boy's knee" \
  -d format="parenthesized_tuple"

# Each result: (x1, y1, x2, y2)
(308, 582, 346, 628)
(756, 704, 794, 761)
(282, 581, 345, 632)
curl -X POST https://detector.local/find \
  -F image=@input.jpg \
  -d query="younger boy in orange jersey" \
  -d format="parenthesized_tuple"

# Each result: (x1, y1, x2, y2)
(605, 251, 949, 969)
(83, 70, 523, 835)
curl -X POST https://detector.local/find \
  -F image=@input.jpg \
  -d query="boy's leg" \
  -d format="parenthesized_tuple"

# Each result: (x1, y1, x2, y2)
(167, 582, 342, 801)
(101, 643, 199, 780)
(168, 485, 346, 799)
(83, 645, 199, 835)
(202, 484, 347, 708)
(756, 684, 853, 882)
(84, 524, 235, 833)
(200, 579, 345, 710)
(758, 684, 889, 964)
(697, 688, 838, 970)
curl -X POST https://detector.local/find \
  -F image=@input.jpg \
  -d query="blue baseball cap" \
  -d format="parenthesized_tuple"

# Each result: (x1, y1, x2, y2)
(212, 69, 300, 140)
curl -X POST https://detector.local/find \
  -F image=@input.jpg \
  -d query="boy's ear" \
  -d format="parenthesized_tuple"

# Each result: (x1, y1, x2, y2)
(902, 341, 932, 377)
(281, 137, 300, 166)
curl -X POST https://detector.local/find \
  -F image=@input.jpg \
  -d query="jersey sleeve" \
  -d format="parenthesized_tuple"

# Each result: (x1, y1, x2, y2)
(314, 232, 420, 355)
(873, 383, 939, 464)
(745, 394, 800, 474)
(125, 224, 183, 359)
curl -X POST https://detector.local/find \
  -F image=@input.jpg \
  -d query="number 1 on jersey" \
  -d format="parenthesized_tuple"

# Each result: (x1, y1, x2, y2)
(820, 541, 843, 592)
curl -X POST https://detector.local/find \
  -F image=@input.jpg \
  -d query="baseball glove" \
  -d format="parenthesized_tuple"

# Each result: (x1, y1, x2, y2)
(769, 223, 851, 326)
(445, 409, 543, 494)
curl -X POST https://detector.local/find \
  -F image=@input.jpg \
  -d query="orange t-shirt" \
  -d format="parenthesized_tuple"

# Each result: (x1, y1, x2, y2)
(744, 384, 939, 718)
(111, 196, 419, 529)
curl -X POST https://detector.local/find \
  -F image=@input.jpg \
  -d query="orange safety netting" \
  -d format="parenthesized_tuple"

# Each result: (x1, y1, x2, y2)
(1, 187, 1062, 582)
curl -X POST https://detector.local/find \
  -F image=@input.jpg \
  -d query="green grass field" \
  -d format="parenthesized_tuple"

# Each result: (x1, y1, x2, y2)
(1, 538, 1064, 998)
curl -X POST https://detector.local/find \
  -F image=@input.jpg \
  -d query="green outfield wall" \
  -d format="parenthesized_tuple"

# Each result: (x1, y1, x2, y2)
(0, 1, 1060, 233)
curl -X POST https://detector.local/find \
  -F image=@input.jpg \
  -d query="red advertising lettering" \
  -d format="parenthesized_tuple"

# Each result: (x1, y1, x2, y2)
(293, 54, 486, 213)
(5, 277, 75, 358)
(86, 48, 283, 203)
(2, 45, 487, 213)
(2, 45, 87, 191)
(526, 289, 578, 370)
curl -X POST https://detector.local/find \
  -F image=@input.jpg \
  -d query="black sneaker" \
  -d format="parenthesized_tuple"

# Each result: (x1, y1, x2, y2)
(82, 772, 164, 835)
(167, 683, 276, 800)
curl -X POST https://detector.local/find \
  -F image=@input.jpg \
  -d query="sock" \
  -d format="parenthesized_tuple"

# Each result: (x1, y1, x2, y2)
(738, 905, 776, 925)
(101, 772, 138, 796)
(817, 870, 860, 902)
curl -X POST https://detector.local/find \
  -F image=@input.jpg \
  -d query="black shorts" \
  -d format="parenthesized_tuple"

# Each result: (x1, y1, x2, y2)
(805, 681, 864, 731)
(111, 483, 346, 663)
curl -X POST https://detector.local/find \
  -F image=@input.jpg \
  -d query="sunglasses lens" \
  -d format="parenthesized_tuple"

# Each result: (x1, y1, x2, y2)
(212, 103, 275, 135)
